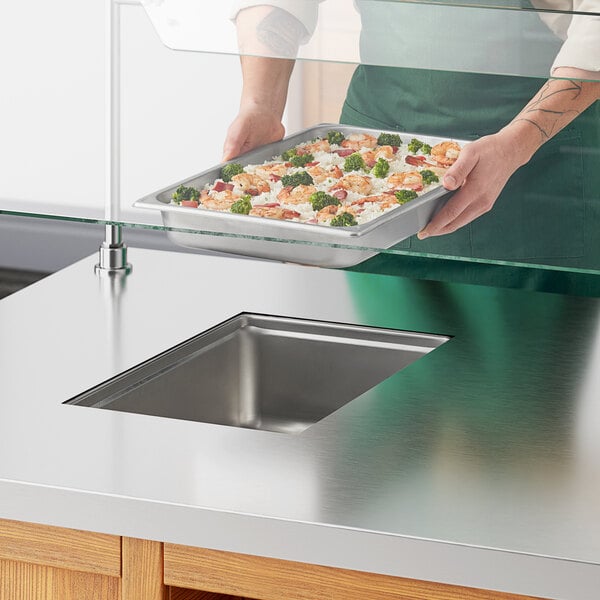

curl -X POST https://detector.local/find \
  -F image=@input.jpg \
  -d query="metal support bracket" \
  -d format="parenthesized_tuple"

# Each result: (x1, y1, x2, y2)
(95, 225, 132, 276)
(96, 0, 140, 275)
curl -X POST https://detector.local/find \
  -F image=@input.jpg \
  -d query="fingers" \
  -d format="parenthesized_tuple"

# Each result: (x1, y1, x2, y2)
(417, 180, 495, 239)
(222, 115, 285, 162)
(417, 191, 470, 239)
(419, 190, 491, 238)
(222, 120, 248, 162)
(417, 144, 485, 239)
(442, 144, 479, 190)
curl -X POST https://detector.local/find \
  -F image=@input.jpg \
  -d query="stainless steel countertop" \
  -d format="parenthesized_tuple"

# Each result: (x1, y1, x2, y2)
(1, 249, 599, 599)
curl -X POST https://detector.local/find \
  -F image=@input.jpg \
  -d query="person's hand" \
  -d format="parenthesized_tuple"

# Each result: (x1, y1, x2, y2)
(222, 104, 286, 161)
(417, 130, 529, 239)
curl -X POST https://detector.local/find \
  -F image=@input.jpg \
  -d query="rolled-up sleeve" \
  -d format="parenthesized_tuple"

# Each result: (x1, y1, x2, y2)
(231, 1, 322, 43)
(551, 0, 600, 73)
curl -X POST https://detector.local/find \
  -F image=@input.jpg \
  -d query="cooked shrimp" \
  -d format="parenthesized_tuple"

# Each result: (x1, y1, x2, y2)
(330, 174, 373, 195)
(362, 145, 395, 166)
(277, 184, 317, 205)
(249, 206, 300, 220)
(351, 194, 397, 210)
(298, 139, 331, 154)
(307, 164, 343, 184)
(387, 171, 423, 191)
(431, 141, 461, 167)
(200, 189, 238, 211)
(341, 133, 377, 151)
(231, 173, 271, 195)
(254, 163, 289, 180)
(316, 204, 341, 223)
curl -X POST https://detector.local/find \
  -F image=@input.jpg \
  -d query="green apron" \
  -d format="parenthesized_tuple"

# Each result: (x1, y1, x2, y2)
(340, 66, 600, 294)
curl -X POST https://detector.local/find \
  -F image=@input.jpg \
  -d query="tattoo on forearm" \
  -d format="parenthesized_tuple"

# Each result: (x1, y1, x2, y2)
(256, 9, 305, 58)
(513, 80, 582, 141)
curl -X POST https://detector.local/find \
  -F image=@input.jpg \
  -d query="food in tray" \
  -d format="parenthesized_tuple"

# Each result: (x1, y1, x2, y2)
(170, 131, 463, 227)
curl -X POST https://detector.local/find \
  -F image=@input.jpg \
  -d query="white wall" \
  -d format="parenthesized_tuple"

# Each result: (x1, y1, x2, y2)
(0, 1, 245, 224)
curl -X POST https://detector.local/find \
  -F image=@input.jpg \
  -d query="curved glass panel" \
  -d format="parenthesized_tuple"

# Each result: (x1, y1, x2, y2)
(140, 0, 600, 80)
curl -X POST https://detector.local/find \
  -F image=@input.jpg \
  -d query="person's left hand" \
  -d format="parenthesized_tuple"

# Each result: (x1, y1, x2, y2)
(417, 131, 529, 240)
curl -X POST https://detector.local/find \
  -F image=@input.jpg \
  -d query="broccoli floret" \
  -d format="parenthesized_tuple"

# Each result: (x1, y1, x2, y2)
(407, 138, 424, 154)
(372, 158, 390, 179)
(343, 152, 368, 172)
(309, 191, 340, 211)
(394, 189, 419, 204)
(281, 148, 297, 161)
(290, 152, 314, 168)
(230, 194, 252, 215)
(327, 130, 345, 145)
(377, 132, 402, 146)
(281, 171, 314, 188)
(330, 212, 358, 227)
(420, 170, 439, 186)
(171, 184, 200, 204)
(221, 163, 244, 182)
(421, 143, 432, 155)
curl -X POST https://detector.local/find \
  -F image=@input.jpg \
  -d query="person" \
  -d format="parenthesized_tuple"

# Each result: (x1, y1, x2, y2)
(223, 2, 600, 292)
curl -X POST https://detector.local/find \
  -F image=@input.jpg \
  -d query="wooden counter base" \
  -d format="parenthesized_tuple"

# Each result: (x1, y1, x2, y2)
(0, 519, 545, 600)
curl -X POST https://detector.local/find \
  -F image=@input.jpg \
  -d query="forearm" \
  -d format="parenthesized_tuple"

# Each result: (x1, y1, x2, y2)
(239, 55, 295, 120)
(500, 68, 600, 168)
(234, 6, 300, 119)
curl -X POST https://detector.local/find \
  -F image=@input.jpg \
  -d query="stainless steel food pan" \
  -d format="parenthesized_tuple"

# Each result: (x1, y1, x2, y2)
(134, 124, 463, 268)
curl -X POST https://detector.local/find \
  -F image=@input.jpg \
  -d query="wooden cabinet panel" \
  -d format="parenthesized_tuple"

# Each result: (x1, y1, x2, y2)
(169, 588, 250, 600)
(0, 558, 120, 600)
(164, 544, 546, 600)
(0, 518, 120, 577)
(121, 537, 167, 600)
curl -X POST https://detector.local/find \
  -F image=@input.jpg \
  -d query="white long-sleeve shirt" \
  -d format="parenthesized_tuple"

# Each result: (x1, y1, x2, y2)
(232, 0, 600, 75)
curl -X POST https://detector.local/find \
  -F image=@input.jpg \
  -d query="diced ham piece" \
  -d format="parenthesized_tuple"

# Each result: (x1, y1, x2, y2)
(332, 189, 348, 201)
(305, 161, 319, 167)
(247, 189, 260, 196)
(253, 203, 280, 208)
(269, 174, 281, 182)
(405, 155, 427, 166)
(181, 200, 199, 208)
(306, 218, 318, 224)
(335, 149, 354, 157)
(405, 155, 436, 168)
(213, 181, 234, 192)
(391, 146, 399, 154)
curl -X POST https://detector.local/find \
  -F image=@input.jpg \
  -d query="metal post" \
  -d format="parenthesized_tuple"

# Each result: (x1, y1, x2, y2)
(96, 0, 134, 276)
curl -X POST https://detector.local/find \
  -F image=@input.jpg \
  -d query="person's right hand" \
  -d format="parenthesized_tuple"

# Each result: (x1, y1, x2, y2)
(222, 105, 285, 162)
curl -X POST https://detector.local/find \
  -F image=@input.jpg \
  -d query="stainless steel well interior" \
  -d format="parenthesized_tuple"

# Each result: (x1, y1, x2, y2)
(66, 314, 449, 433)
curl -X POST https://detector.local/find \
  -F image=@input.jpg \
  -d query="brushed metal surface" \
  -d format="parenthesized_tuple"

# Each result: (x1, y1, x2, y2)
(66, 313, 448, 433)
(134, 125, 461, 267)
(1, 249, 600, 599)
